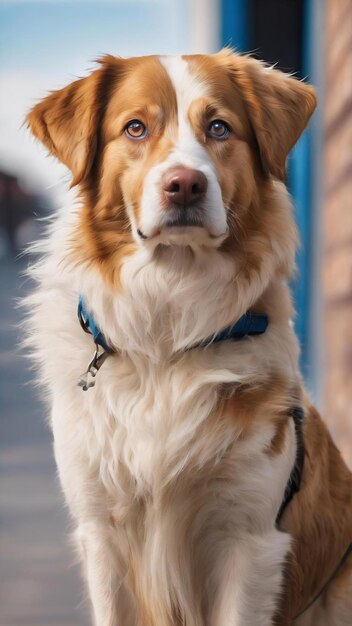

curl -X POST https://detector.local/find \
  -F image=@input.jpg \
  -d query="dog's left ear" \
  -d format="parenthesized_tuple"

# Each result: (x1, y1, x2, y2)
(26, 57, 119, 187)
(220, 51, 317, 181)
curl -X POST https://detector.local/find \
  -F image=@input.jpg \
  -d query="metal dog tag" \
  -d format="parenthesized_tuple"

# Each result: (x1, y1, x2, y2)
(78, 343, 109, 391)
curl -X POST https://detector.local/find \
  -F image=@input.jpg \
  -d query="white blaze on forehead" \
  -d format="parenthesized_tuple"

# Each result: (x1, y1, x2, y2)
(160, 55, 207, 103)
(160, 55, 208, 147)
(137, 55, 227, 242)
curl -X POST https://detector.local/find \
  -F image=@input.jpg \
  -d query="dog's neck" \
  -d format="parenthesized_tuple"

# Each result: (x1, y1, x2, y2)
(78, 244, 299, 377)
(72, 245, 301, 496)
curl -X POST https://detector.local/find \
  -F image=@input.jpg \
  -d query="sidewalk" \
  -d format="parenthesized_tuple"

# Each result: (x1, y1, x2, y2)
(0, 257, 87, 626)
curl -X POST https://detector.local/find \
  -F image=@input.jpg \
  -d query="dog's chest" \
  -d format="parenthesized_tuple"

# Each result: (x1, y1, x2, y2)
(88, 354, 224, 494)
(79, 353, 292, 520)
(78, 356, 295, 624)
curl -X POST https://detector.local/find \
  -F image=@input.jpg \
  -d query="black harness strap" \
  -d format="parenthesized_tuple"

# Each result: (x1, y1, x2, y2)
(276, 407, 305, 525)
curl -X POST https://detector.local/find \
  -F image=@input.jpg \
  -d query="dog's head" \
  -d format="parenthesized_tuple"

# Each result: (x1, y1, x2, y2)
(27, 50, 316, 279)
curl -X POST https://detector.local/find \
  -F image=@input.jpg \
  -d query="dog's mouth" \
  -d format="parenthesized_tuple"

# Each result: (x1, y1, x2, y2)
(136, 203, 230, 247)
(137, 206, 218, 241)
(164, 208, 205, 230)
(137, 225, 228, 247)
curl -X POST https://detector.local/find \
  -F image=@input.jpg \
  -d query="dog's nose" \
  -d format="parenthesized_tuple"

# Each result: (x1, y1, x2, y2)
(162, 167, 208, 207)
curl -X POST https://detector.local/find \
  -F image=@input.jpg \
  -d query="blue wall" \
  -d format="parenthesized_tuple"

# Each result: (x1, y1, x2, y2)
(221, 0, 249, 51)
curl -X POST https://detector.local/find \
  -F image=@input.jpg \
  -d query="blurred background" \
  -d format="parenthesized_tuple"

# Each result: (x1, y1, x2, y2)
(0, 0, 351, 624)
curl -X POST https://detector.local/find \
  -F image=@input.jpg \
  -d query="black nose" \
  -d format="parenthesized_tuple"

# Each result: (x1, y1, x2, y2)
(162, 167, 208, 207)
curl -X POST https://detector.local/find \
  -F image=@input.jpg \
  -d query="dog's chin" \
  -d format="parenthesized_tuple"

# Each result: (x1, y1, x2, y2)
(158, 225, 220, 247)
(137, 224, 228, 249)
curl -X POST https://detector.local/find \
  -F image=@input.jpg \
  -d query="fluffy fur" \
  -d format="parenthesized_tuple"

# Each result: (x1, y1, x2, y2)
(26, 50, 352, 626)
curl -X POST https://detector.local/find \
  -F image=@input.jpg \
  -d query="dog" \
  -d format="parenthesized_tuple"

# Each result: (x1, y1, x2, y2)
(26, 50, 352, 626)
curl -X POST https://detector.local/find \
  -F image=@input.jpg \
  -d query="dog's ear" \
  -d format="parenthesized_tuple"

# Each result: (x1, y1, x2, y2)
(221, 51, 317, 181)
(26, 57, 118, 187)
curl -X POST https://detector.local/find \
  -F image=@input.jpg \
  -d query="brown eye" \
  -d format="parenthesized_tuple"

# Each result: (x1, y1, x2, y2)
(207, 120, 230, 140)
(125, 120, 148, 140)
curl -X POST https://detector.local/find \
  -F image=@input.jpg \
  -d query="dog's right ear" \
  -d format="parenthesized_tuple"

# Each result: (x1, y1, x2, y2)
(26, 57, 119, 187)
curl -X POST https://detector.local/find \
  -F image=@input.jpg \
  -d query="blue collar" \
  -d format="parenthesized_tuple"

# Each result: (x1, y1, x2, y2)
(78, 296, 269, 353)
(78, 297, 113, 353)
(194, 311, 268, 348)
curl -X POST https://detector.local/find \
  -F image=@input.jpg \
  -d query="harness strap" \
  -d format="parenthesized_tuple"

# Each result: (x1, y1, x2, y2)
(295, 542, 352, 618)
(276, 407, 305, 525)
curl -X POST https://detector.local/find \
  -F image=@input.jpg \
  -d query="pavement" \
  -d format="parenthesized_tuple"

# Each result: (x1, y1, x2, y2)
(0, 256, 88, 626)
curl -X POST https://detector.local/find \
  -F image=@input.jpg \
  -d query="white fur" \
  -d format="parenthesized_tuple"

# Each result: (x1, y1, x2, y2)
(25, 182, 300, 625)
(137, 56, 228, 246)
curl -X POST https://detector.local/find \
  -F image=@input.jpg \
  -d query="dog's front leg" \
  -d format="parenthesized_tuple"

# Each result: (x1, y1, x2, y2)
(76, 522, 122, 626)
(210, 530, 291, 626)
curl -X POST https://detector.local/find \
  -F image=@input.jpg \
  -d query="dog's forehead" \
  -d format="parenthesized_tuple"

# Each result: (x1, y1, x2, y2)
(159, 55, 209, 111)
(105, 54, 240, 122)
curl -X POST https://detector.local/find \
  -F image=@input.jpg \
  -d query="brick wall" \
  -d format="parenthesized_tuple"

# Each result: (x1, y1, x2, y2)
(323, 0, 352, 468)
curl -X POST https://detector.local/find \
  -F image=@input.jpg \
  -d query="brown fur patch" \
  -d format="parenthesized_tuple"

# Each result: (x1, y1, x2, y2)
(218, 375, 295, 440)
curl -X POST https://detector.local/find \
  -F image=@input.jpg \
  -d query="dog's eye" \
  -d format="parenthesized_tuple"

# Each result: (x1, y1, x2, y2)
(125, 120, 148, 140)
(207, 120, 230, 140)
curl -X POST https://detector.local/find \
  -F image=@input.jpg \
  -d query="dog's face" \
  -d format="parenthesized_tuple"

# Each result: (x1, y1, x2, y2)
(27, 50, 316, 274)
(102, 54, 251, 248)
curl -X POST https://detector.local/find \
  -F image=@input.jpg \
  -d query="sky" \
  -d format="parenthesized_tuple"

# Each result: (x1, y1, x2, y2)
(0, 0, 191, 206)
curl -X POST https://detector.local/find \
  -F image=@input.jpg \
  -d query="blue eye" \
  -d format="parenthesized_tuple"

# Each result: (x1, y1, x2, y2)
(207, 120, 230, 140)
(125, 120, 148, 140)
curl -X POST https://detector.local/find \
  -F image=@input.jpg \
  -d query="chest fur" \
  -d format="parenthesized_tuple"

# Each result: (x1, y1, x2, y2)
(55, 349, 295, 519)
